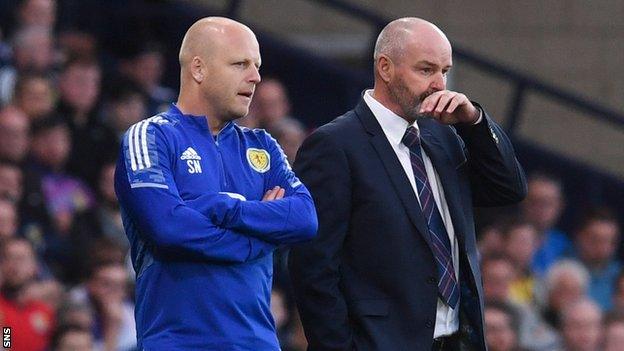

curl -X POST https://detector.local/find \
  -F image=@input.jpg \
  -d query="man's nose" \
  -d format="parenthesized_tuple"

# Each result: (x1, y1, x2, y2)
(249, 66, 261, 84)
(430, 72, 446, 91)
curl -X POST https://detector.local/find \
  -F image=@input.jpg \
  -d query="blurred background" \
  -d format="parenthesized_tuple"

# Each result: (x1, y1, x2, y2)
(0, 0, 622, 350)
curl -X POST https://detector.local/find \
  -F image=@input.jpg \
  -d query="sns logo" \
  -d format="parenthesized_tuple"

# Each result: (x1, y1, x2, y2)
(180, 147, 202, 174)
(3, 327, 10, 348)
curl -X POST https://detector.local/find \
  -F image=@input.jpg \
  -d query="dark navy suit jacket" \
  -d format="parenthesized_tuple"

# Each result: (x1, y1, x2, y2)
(289, 99, 527, 351)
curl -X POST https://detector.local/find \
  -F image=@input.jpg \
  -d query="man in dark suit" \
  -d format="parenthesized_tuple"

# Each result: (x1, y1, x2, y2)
(289, 17, 527, 351)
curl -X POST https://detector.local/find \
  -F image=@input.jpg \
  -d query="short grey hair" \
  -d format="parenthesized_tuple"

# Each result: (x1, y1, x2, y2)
(373, 21, 411, 61)
(544, 259, 589, 294)
(373, 17, 447, 62)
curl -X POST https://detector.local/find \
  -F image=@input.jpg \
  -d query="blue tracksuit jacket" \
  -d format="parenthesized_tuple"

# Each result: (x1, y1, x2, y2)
(114, 104, 318, 350)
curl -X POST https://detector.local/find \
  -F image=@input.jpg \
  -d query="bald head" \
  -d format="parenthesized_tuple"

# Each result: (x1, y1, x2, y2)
(175, 17, 261, 131)
(374, 17, 450, 62)
(179, 17, 256, 68)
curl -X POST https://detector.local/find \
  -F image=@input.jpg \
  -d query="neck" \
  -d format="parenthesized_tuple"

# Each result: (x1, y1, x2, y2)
(176, 94, 226, 135)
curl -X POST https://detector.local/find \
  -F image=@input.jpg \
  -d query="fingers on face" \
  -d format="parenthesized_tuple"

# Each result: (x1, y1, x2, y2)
(434, 92, 456, 115)
(445, 95, 462, 114)
(422, 91, 468, 118)
(420, 91, 444, 114)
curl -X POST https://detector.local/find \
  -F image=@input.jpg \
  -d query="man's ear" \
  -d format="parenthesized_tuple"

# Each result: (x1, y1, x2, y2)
(191, 56, 204, 83)
(377, 54, 394, 83)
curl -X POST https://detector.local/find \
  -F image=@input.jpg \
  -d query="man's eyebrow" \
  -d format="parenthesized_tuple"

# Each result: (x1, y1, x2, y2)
(415, 60, 438, 67)
(414, 60, 452, 69)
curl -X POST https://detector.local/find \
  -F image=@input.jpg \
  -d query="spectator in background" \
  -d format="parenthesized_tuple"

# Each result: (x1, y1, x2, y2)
(65, 77, 145, 188)
(51, 324, 94, 351)
(502, 219, 539, 305)
(481, 254, 560, 351)
(572, 208, 621, 311)
(559, 298, 602, 351)
(100, 78, 147, 140)
(612, 272, 624, 313)
(0, 105, 30, 163)
(14, 0, 57, 30)
(74, 161, 125, 247)
(0, 237, 55, 351)
(249, 77, 298, 132)
(57, 30, 98, 63)
(521, 173, 572, 277)
(478, 221, 505, 259)
(56, 299, 94, 332)
(69, 161, 127, 283)
(603, 313, 624, 351)
(21, 116, 95, 279)
(0, 26, 55, 105)
(270, 117, 306, 163)
(541, 259, 589, 329)
(57, 56, 101, 133)
(118, 42, 174, 114)
(13, 72, 56, 121)
(484, 301, 522, 351)
(482, 253, 517, 303)
(56, 57, 103, 185)
(0, 199, 18, 240)
(68, 261, 136, 351)
(0, 159, 23, 203)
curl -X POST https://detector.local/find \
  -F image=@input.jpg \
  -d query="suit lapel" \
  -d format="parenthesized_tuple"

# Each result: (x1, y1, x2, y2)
(354, 101, 434, 251)
(419, 125, 467, 249)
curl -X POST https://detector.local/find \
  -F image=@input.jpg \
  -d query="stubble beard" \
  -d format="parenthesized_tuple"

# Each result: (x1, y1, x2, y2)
(390, 78, 435, 123)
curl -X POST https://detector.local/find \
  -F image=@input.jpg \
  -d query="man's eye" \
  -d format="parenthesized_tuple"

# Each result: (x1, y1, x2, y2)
(421, 68, 433, 75)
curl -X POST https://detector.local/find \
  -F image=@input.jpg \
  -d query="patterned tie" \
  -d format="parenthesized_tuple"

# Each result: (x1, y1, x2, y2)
(402, 126, 459, 309)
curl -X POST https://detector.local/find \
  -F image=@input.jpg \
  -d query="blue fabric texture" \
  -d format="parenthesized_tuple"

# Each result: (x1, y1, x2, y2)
(114, 104, 317, 350)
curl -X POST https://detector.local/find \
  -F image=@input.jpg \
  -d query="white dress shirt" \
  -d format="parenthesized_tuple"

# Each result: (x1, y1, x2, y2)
(363, 90, 460, 337)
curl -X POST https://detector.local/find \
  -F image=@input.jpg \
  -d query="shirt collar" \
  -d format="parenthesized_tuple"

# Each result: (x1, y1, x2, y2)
(168, 103, 234, 134)
(363, 89, 418, 146)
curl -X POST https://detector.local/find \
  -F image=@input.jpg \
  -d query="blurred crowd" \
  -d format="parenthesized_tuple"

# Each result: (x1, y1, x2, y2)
(0, 1, 621, 351)
(479, 173, 623, 351)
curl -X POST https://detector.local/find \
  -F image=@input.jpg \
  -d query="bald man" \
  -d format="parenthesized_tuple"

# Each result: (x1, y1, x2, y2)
(114, 17, 317, 350)
(289, 18, 526, 351)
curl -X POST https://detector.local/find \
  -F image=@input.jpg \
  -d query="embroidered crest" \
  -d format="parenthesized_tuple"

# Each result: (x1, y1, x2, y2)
(247, 148, 270, 173)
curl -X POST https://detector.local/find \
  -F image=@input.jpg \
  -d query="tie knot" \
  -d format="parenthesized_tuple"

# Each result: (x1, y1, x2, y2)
(402, 126, 420, 148)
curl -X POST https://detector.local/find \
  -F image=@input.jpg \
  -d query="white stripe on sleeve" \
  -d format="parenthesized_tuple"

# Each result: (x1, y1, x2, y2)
(140, 119, 151, 168)
(133, 121, 144, 170)
(128, 124, 138, 171)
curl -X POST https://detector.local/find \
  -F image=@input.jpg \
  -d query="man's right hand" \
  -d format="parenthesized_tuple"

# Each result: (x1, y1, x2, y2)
(262, 186, 285, 201)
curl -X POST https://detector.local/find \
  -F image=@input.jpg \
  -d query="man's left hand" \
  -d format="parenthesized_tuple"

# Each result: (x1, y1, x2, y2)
(419, 90, 479, 125)
(263, 186, 285, 201)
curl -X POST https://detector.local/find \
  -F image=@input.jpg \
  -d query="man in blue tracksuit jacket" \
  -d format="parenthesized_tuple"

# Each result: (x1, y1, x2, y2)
(114, 17, 317, 350)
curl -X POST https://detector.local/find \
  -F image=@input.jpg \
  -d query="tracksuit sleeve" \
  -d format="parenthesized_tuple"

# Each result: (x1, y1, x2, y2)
(192, 132, 318, 245)
(114, 122, 274, 263)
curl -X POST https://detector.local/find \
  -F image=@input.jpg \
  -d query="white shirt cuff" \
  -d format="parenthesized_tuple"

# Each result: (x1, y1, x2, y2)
(472, 108, 483, 125)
